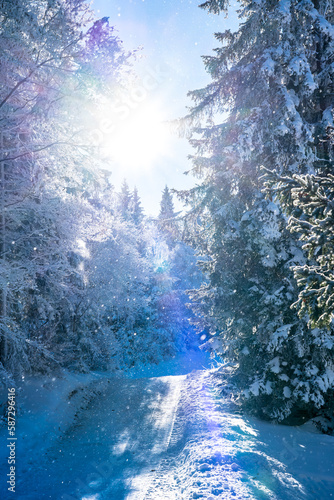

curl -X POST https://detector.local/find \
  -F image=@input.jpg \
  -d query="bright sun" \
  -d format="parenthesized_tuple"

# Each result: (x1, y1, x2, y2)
(102, 102, 172, 173)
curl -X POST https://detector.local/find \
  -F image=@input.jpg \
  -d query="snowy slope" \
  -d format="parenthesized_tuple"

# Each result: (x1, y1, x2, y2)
(1, 357, 334, 499)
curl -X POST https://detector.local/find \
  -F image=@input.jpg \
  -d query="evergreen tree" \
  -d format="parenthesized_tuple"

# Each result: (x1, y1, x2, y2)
(180, 0, 334, 424)
(261, 0, 334, 332)
(130, 187, 144, 226)
(118, 179, 132, 221)
(159, 186, 176, 219)
(158, 185, 179, 246)
(264, 171, 334, 328)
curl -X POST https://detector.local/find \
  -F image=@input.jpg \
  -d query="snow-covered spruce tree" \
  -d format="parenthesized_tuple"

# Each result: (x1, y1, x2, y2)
(178, 0, 334, 424)
(158, 185, 180, 247)
(260, 1, 334, 429)
(264, 172, 334, 328)
(0, 0, 129, 380)
(130, 187, 144, 226)
(264, 174, 334, 429)
(118, 179, 133, 221)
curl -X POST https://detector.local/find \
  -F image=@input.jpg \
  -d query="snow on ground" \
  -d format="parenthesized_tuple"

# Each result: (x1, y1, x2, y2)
(1, 353, 334, 499)
(0, 370, 111, 498)
(145, 371, 334, 500)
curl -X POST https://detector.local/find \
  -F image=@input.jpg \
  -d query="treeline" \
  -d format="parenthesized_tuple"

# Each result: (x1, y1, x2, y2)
(180, 0, 334, 432)
(0, 0, 200, 385)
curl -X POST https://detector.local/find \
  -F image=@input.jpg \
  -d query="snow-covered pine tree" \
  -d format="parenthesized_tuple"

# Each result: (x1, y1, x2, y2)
(130, 187, 144, 226)
(179, 0, 334, 424)
(118, 179, 133, 221)
(259, 1, 334, 429)
(158, 185, 179, 247)
(260, 0, 334, 329)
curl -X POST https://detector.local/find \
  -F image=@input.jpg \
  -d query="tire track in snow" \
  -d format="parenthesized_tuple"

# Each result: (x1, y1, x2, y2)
(122, 374, 186, 499)
(144, 370, 334, 500)
(144, 371, 295, 500)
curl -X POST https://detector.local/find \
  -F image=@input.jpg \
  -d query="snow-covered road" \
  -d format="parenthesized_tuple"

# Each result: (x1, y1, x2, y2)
(6, 363, 334, 499)
(15, 375, 185, 500)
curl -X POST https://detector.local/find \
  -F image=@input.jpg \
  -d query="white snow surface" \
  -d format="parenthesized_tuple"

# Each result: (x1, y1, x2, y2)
(1, 353, 334, 499)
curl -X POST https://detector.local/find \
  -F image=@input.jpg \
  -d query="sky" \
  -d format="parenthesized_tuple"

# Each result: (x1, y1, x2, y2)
(92, 0, 239, 215)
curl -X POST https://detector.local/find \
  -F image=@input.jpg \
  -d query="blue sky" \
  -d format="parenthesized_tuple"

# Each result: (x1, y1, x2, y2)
(92, 0, 239, 215)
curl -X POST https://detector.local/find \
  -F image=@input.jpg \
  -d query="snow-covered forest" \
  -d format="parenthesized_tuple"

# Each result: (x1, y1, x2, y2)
(0, 0, 201, 382)
(1, 0, 334, 498)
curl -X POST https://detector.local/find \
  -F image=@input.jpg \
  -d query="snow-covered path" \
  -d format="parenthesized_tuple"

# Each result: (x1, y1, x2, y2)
(7, 364, 334, 500)
(15, 375, 185, 500)
(145, 371, 334, 500)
